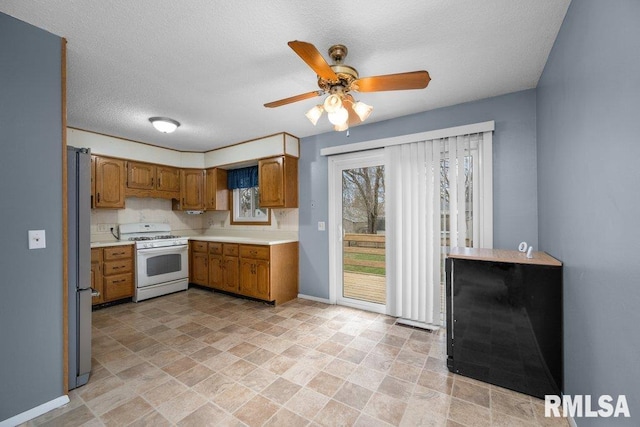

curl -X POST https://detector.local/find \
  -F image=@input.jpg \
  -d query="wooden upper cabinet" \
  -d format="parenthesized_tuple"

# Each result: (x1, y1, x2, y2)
(94, 156, 126, 209)
(156, 165, 180, 192)
(179, 169, 205, 210)
(258, 155, 298, 208)
(127, 161, 155, 190)
(127, 161, 180, 193)
(205, 168, 228, 211)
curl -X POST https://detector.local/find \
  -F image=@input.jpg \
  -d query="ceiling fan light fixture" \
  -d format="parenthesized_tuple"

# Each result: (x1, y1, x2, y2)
(334, 122, 349, 132)
(305, 105, 324, 126)
(149, 117, 180, 133)
(327, 106, 349, 126)
(353, 101, 373, 122)
(323, 94, 342, 113)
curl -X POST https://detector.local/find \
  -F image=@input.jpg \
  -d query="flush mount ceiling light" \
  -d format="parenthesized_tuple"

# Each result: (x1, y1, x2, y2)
(265, 41, 430, 132)
(149, 117, 180, 133)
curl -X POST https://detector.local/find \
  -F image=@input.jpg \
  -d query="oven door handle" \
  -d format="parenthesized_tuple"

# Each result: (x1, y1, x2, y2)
(137, 245, 188, 255)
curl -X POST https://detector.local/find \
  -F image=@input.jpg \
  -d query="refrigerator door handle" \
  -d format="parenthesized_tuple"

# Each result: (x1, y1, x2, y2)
(90, 288, 100, 297)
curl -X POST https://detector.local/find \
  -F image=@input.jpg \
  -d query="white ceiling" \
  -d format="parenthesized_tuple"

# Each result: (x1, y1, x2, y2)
(1, 0, 570, 152)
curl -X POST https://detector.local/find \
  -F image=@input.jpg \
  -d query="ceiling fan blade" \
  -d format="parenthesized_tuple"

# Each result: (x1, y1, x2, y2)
(288, 40, 339, 81)
(264, 90, 323, 108)
(355, 70, 431, 92)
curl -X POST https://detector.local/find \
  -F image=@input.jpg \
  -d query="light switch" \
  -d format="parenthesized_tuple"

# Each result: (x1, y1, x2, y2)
(28, 230, 46, 249)
(318, 221, 326, 231)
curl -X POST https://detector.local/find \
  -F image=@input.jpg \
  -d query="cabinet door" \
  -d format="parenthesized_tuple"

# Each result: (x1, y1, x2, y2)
(91, 248, 103, 305)
(127, 161, 155, 190)
(254, 259, 270, 300)
(239, 258, 256, 297)
(157, 165, 180, 192)
(191, 251, 209, 286)
(180, 169, 204, 210)
(95, 156, 126, 208)
(208, 254, 224, 289)
(258, 156, 298, 208)
(223, 256, 239, 293)
(91, 156, 96, 208)
(205, 168, 229, 211)
(258, 157, 285, 207)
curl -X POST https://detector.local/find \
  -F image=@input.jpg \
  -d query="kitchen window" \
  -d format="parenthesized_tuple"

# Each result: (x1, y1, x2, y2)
(231, 187, 270, 224)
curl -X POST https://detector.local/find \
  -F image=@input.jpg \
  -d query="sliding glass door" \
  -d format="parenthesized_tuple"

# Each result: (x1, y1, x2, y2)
(328, 150, 387, 313)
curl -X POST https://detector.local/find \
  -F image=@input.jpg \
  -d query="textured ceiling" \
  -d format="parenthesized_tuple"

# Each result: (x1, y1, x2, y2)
(1, 0, 570, 152)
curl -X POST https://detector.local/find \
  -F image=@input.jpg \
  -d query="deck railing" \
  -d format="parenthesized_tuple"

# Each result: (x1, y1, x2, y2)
(343, 233, 386, 273)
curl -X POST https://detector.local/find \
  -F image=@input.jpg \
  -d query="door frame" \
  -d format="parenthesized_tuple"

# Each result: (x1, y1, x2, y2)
(328, 149, 387, 314)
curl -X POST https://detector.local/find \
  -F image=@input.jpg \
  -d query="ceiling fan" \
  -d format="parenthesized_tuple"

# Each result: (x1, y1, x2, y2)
(264, 40, 431, 131)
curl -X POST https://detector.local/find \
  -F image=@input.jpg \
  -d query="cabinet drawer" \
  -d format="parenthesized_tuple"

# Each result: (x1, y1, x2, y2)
(209, 242, 223, 255)
(192, 241, 208, 252)
(103, 273, 133, 300)
(103, 258, 133, 275)
(223, 244, 239, 257)
(240, 245, 270, 260)
(103, 245, 133, 260)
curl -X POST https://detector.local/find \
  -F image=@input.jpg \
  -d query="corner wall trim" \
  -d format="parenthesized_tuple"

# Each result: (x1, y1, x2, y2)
(0, 395, 70, 427)
(297, 294, 331, 304)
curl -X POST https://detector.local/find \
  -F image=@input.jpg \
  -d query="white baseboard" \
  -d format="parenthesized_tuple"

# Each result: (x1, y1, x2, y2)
(0, 395, 69, 427)
(297, 294, 331, 304)
(396, 318, 441, 331)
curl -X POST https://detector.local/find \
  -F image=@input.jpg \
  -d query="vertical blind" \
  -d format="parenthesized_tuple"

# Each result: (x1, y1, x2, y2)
(385, 133, 481, 328)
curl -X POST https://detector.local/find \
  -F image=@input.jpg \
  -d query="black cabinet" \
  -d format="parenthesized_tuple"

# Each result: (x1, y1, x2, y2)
(446, 248, 563, 399)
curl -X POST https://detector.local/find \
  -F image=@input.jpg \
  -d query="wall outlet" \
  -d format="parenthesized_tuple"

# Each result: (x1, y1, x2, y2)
(28, 230, 46, 249)
(97, 223, 115, 232)
(318, 221, 326, 231)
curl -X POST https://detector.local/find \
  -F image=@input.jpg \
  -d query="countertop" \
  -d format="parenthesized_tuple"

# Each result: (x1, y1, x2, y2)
(91, 235, 298, 248)
(187, 235, 298, 246)
(91, 240, 135, 248)
(448, 247, 562, 266)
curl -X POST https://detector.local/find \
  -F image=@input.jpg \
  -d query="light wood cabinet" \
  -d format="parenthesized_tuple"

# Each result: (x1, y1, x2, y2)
(91, 248, 103, 305)
(188, 240, 298, 304)
(127, 161, 155, 190)
(126, 161, 180, 199)
(156, 165, 181, 193)
(91, 245, 134, 305)
(190, 241, 209, 286)
(258, 155, 298, 208)
(211, 243, 239, 293)
(205, 168, 228, 211)
(238, 243, 298, 304)
(94, 156, 126, 208)
(173, 169, 205, 210)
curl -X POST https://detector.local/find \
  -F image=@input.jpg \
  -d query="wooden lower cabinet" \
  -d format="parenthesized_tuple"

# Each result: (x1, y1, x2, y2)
(91, 248, 103, 305)
(91, 245, 135, 305)
(190, 241, 209, 286)
(189, 240, 298, 304)
(210, 243, 239, 293)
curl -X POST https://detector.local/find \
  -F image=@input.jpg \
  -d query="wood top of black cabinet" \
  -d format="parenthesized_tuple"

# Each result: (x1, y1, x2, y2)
(448, 247, 562, 267)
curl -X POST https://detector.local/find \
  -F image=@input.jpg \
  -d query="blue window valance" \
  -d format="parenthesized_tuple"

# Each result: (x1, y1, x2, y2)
(227, 166, 258, 190)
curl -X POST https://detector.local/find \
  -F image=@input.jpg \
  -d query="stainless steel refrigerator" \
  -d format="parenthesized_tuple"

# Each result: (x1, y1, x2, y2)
(67, 146, 92, 389)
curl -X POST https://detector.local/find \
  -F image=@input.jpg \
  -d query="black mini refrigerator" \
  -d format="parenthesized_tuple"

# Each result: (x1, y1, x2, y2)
(446, 248, 563, 399)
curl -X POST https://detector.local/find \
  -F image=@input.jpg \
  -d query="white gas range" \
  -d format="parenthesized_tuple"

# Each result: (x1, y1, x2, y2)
(118, 223, 189, 302)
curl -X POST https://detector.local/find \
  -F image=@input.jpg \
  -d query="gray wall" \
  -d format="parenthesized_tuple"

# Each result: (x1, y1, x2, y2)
(537, 0, 640, 424)
(299, 90, 538, 299)
(0, 13, 64, 420)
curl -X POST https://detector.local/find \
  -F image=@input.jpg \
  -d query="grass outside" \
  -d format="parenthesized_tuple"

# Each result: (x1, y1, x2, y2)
(343, 252, 386, 276)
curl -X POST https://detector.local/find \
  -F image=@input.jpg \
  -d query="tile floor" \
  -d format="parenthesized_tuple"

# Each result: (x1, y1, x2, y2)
(25, 288, 570, 426)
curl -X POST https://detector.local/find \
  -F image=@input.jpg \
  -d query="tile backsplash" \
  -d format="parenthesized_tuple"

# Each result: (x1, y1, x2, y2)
(91, 197, 298, 242)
